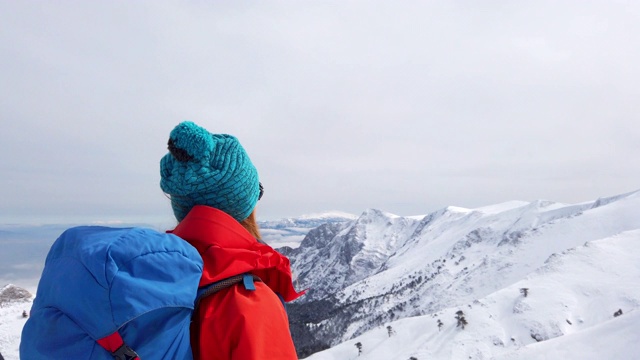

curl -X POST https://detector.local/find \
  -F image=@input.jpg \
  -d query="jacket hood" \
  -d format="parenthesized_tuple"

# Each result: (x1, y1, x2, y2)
(168, 205, 304, 302)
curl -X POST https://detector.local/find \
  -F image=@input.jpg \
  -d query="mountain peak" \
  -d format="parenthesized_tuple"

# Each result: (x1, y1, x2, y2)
(591, 189, 640, 209)
(297, 211, 358, 221)
(358, 208, 400, 220)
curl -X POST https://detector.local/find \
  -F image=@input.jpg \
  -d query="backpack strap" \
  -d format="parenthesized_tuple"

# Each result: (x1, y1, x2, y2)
(97, 331, 140, 360)
(195, 273, 262, 309)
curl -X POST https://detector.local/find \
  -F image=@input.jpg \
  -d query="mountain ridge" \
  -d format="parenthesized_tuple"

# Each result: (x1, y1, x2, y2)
(287, 189, 640, 358)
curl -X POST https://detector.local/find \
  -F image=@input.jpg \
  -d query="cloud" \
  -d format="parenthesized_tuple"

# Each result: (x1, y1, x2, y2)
(0, 1, 638, 221)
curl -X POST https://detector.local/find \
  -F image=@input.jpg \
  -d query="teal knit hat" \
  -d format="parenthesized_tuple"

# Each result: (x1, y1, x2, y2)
(160, 121, 260, 222)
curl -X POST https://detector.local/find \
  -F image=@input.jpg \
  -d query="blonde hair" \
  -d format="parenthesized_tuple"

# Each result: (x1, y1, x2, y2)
(240, 209, 262, 240)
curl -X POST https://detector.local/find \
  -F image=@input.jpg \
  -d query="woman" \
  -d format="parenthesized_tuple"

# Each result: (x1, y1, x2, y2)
(160, 121, 304, 359)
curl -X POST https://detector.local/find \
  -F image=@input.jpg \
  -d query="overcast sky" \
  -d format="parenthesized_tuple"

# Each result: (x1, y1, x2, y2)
(1, 1, 639, 224)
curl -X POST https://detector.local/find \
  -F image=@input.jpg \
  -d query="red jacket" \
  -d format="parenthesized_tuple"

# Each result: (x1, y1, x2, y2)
(170, 205, 305, 360)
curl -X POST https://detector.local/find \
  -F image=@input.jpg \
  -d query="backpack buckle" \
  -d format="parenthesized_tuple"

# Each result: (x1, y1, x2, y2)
(97, 332, 140, 360)
(112, 343, 140, 360)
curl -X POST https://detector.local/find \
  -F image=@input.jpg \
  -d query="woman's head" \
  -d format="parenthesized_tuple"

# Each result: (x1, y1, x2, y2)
(159, 121, 260, 223)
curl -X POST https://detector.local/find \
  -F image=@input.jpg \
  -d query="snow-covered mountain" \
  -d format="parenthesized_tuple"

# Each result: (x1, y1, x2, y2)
(286, 190, 640, 359)
(260, 211, 357, 249)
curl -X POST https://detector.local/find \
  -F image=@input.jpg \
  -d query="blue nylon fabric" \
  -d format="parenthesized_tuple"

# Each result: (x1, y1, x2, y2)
(20, 226, 203, 359)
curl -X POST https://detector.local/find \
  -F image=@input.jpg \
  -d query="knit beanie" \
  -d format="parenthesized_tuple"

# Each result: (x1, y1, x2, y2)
(160, 121, 260, 222)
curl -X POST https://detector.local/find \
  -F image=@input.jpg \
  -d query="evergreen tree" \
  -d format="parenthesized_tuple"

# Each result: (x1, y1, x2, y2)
(520, 288, 529, 297)
(455, 310, 468, 330)
(614, 309, 623, 317)
(355, 342, 363, 356)
(387, 325, 395, 337)
(437, 319, 443, 331)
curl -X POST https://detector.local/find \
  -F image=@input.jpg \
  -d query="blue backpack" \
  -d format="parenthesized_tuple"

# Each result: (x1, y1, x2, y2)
(20, 226, 204, 359)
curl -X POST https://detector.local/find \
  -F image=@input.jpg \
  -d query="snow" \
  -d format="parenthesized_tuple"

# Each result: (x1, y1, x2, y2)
(445, 206, 472, 213)
(494, 310, 640, 360)
(0, 286, 33, 360)
(304, 195, 640, 360)
(473, 200, 531, 214)
(308, 230, 640, 358)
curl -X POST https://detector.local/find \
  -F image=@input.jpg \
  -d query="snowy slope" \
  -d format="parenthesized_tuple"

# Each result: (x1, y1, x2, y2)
(0, 285, 33, 360)
(290, 190, 640, 358)
(306, 229, 640, 360)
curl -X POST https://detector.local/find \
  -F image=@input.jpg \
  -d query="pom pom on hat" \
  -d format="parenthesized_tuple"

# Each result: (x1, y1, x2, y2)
(160, 121, 260, 222)
(167, 122, 214, 162)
